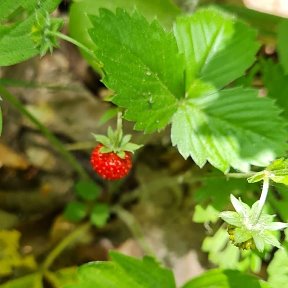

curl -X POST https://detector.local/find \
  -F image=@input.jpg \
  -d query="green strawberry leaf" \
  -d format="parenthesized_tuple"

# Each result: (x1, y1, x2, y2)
(171, 87, 287, 172)
(69, 0, 181, 72)
(88, 8, 184, 133)
(277, 20, 288, 75)
(174, 7, 259, 91)
(0, 0, 61, 66)
(261, 58, 288, 120)
(66, 251, 176, 288)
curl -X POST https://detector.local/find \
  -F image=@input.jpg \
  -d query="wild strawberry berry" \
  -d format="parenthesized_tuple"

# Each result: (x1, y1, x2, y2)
(90, 113, 142, 181)
(90, 144, 132, 180)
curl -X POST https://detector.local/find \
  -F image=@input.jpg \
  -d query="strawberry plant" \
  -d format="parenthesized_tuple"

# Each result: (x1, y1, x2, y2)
(1, 0, 288, 288)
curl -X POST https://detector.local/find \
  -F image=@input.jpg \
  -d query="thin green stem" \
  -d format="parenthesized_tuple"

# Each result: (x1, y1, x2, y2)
(0, 84, 89, 180)
(42, 222, 91, 270)
(50, 31, 96, 59)
(226, 172, 256, 179)
(255, 176, 270, 222)
(49, 31, 103, 77)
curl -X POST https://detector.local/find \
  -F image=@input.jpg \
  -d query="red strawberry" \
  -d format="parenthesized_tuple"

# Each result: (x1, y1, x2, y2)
(90, 144, 132, 180)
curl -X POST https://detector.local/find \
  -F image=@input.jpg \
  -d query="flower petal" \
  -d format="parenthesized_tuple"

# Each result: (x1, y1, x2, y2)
(253, 234, 265, 252)
(262, 232, 281, 248)
(219, 211, 242, 227)
(230, 195, 250, 216)
(264, 222, 288, 231)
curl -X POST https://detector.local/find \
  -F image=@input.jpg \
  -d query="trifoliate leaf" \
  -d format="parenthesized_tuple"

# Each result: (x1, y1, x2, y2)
(88, 8, 184, 133)
(174, 7, 259, 91)
(0, 0, 61, 66)
(171, 87, 286, 172)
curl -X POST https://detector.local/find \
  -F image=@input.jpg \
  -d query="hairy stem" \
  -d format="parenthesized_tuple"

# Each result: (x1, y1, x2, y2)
(49, 31, 103, 76)
(0, 84, 89, 180)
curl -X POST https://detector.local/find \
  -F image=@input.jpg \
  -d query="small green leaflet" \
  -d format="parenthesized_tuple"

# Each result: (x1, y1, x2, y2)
(0, 0, 61, 66)
(248, 158, 288, 185)
(88, 7, 287, 172)
(65, 251, 176, 288)
(89, 8, 184, 133)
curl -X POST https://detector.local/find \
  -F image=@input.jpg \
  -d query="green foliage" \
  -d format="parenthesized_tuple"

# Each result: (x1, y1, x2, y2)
(88, 7, 286, 172)
(66, 251, 176, 288)
(182, 268, 271, 288)
(64, 181, 109, 227)
(0, 0, 61, 66)
(171, 87, 287, 172)
(193, 204, 219, 223)
(261, 58, 288, 120)
(277, 20, 288, 75)
(64, 201, 87, 222)
(75, 180, 101, 201)
(69, 0, 180, 71)
(89, 8, 184, 132)
(174, 8, 259, 90)
(193, 175, 254, 212)
(248, 158, 288, 185)
(90, 203, 109, 228)
(267, 231, 288, 288)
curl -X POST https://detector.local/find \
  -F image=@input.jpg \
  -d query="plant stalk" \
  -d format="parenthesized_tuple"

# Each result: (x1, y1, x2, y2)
(49, 31, 103, 76)
(42, 222, 91, 270)
(0, 84, 89, 180)
(255, 176, 270, 221)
